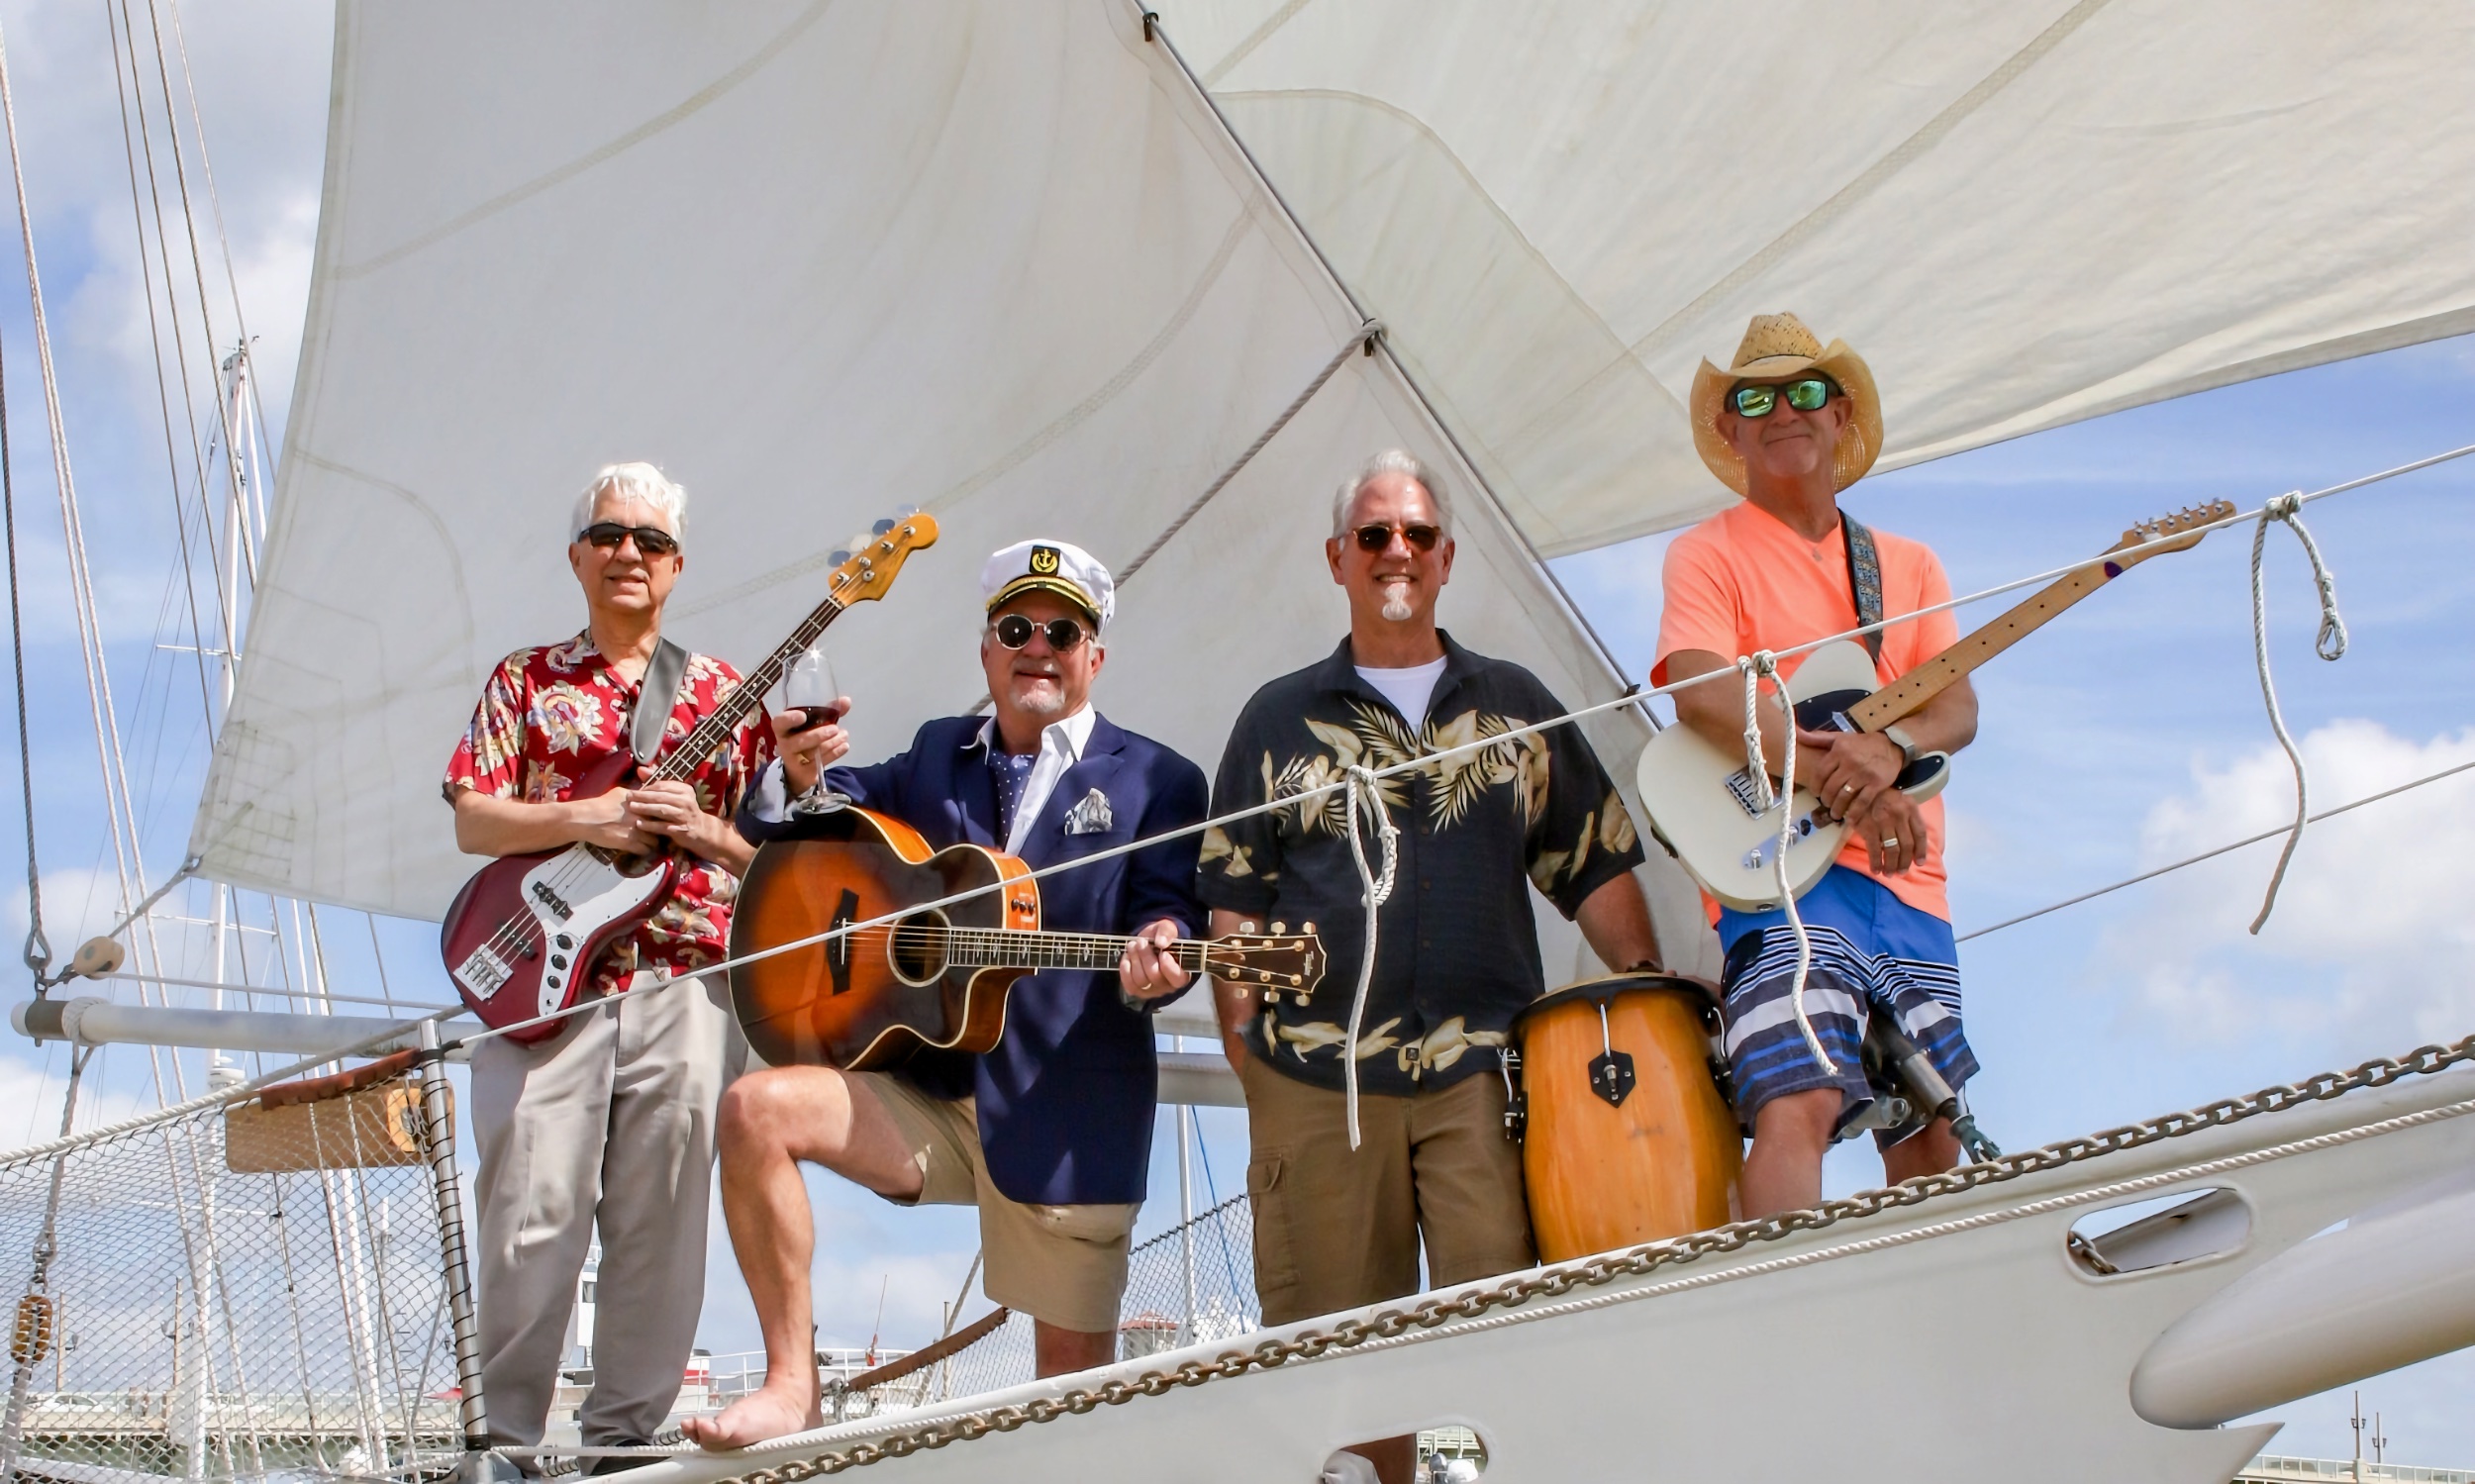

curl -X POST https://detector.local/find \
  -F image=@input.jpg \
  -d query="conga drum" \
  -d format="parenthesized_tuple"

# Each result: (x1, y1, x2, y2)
(1511, 972, 1742, 1261)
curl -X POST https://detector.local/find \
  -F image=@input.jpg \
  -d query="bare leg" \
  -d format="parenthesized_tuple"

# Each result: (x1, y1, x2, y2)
(680, 1067, 925, 1449)
(1881, 1116, 1960, 1185)
(1032, 1322, 1115, 1378)
(1738, 1088, 1838, 1220)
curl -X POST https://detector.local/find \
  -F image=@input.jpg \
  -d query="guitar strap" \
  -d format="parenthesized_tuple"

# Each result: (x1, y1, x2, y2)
(631, 637, 690, 765)
(1839, 509, 1885, 663)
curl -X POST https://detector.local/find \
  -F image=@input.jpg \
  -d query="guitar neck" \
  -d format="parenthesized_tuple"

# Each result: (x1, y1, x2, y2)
(935, 926, 1210, 975)
(645, 591, 848, 783)
(1844, 551, 2127, 733)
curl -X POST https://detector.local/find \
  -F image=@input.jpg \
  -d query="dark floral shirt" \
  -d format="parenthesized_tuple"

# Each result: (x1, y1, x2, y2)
(444, 632, 773, 995)
(1198, 634, 1644, 1095)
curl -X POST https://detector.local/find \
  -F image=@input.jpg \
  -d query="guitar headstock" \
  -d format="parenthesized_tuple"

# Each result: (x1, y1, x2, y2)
(2110, 499, 2236, 563)
(827, 511, 940, 604)
(1206, 922, 1327, 1005)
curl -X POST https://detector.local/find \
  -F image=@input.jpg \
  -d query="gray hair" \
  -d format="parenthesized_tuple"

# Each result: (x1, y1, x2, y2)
(571, 461, 687, 544)
(1332, 449, 1453, 539)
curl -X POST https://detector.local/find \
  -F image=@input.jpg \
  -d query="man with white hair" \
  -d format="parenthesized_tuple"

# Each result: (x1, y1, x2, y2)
(444, 462, 773, 1464)
(687, 539, 1208, 1448)
(1196, 452, 1668, 1484)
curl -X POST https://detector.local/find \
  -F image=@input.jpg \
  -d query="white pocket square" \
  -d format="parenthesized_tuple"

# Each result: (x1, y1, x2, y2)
(1062, 788, 1114, 835)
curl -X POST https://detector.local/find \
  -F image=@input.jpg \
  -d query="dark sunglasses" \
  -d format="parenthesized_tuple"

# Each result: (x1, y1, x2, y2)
(577, 522, 680, 557)
(1729, 377, 1838, 419)
(1350, 522, 1443, 553)
(991, 613, 1091, 651)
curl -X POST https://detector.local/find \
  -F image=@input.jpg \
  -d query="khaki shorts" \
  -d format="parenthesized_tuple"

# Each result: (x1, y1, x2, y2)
(852, 1071, 1137, 1335)
(1238, 1055, 1533, 1327)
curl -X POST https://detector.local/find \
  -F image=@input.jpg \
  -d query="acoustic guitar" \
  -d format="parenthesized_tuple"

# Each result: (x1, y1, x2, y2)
(728, 806, 1325, 1070)
(439, 513, 938, 1041)
(1634, 501, 2234, 911)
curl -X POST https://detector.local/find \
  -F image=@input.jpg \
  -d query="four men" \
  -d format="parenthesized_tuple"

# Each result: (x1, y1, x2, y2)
(448, 311, 1982, 1455)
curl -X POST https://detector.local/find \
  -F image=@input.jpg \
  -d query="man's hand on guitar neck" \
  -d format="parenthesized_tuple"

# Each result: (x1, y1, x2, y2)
(1117, 919, 1191, 1003)
(451, 785, 656, 857)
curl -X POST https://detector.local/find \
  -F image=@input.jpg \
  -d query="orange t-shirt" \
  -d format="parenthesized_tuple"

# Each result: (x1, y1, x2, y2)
(1650, 501, 1960, 921)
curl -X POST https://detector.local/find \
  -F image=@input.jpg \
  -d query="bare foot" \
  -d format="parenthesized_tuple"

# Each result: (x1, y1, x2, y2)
(679, 1384, 820, 1450)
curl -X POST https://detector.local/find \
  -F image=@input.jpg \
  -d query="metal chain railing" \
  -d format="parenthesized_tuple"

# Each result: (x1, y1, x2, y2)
(705, 1031, 2475, 1481)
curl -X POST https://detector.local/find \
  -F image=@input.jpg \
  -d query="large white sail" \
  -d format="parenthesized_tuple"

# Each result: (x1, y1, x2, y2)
(189, 0, 1696, 960)
(1156, 0, 2475, 553)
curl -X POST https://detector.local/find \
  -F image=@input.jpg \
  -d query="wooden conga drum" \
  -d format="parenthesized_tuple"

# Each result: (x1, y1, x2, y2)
(1511, 973, 1742, 1261)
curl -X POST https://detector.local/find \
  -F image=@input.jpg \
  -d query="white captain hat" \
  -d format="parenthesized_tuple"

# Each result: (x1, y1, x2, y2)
(980, 539, 1115, 633)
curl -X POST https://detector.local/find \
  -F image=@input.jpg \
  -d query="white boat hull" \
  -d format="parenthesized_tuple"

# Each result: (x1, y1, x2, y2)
(638, 1065, 2475, 1483)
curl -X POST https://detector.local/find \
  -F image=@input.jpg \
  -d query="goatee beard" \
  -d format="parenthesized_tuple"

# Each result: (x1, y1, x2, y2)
(1381, 593, 1414, 623)
(1015, 683, 1067, 719)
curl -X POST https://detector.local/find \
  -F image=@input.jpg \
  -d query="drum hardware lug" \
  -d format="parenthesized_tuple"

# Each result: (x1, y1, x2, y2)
(1500, 1047, 1526, 1142)
(1590, 1000, 1637, 1108)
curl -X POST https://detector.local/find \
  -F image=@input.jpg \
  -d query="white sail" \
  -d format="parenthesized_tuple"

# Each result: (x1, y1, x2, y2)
(1156, 0, 2475, 553)
(190, 0, 1697, 964)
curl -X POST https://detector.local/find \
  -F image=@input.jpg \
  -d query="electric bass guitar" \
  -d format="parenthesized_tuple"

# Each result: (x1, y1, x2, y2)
(1634, 501, 2233, 911)
(727, 806, 1326, 1070)
(440, 512, 939, 1041)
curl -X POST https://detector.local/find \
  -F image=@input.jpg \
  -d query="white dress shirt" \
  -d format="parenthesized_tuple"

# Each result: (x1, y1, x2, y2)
(974, 704, 1097, 855)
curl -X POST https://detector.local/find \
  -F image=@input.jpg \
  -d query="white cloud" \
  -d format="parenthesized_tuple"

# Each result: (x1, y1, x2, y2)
(2100, 720, 2475, 1046)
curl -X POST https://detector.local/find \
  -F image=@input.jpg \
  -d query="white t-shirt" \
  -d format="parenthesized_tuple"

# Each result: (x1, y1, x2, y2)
(1354, 655, 1448, 729)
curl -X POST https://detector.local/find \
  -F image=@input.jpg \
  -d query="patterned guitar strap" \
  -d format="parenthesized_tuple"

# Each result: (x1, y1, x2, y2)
(1839, 509, 1885, 663)
(631, 637, 690, 765)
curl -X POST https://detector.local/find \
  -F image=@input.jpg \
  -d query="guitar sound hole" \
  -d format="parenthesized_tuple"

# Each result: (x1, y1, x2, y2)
(887, 909, 951, 987)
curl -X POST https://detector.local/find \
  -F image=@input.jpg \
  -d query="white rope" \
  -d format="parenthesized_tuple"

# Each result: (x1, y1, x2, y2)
(2246, 490, 2348, 934)
(1337, 762, 1400, 1150)
(1740, 651, 1833, 1077)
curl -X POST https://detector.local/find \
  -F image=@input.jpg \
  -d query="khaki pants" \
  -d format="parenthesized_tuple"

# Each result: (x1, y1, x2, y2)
(856, 1072, 1138, 1335)
(1238, 1055, 1533, 1327)
(468, 971, 744, 1447)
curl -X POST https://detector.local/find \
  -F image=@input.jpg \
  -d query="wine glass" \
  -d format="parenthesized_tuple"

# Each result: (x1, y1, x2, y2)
(782, 643, 846, 812)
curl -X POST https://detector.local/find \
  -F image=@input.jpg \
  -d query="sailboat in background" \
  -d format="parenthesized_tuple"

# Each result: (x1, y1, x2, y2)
(6, 2, 2475, 1480)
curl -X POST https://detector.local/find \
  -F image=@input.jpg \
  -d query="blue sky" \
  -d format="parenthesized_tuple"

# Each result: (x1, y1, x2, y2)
(0, 0, 2469, 1465)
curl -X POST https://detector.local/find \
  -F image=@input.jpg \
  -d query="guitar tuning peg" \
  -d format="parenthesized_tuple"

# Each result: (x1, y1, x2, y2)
(871, 518, 896, 537)
(1270, 921, 1286, 935)
(829, 549, 851, 566)
(1301, 921, 1315, 934)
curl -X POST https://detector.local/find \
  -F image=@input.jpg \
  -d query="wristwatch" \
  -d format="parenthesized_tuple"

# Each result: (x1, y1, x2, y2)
(1882, 724, 1921, 766)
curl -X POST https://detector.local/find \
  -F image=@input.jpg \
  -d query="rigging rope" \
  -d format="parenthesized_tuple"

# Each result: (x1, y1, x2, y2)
(2244, 491, 2348, 934)
(1336, 763, 1400, 1149)
(0, 250, 44, 981)
(1739, 650, 1832, 1076)
(1116, 320, 1380, 586)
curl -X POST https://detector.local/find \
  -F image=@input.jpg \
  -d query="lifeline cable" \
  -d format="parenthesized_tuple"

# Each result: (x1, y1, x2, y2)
(0, 244, 43, 980)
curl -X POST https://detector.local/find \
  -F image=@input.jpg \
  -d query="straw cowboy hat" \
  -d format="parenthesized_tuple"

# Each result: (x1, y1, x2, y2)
(1690, 312, 1883, 496)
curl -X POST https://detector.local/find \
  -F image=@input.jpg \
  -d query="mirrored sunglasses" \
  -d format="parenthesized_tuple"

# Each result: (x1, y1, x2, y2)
(1729, 377, 1837, 419)
(1351, 522, 1442, 553)
(577, 522, 680, 557)
(991, 613, 1091, 651)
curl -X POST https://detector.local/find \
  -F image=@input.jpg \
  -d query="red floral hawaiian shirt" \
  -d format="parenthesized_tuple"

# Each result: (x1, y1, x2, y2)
(443, 632, 774, 995)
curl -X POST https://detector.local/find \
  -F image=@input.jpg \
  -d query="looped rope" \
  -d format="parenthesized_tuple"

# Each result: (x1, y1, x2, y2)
(1737, 652, 1835, 1077)
(2247, 491, 2348, 934)
(1338, 762, 1400, 1150)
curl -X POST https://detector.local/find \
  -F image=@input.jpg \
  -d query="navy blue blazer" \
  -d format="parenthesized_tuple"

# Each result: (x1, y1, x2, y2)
(740, 712, 1207, 1207)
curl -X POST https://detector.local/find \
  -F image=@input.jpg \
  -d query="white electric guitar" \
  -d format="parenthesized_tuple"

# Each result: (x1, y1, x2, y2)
(1634, 501, 2233, 911)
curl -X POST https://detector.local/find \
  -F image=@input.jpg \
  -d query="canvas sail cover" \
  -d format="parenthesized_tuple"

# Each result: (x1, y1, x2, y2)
(193, 0, 1704, 970)
(198, 0, 2475, 945)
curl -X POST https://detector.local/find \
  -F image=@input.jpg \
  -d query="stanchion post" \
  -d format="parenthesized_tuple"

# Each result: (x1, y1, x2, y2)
(414, 1021, 519, 1484)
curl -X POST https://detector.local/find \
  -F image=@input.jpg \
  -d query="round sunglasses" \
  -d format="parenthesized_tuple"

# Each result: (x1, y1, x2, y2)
(1349, 522, 1443, 553)
(990, 612, 1091, 651)
(1729, 376, 1839, 419)
(576, 521, 681, 557)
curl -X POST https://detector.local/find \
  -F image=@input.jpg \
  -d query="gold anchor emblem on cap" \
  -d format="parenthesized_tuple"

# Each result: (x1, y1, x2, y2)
(1029, 544, 1060, 574)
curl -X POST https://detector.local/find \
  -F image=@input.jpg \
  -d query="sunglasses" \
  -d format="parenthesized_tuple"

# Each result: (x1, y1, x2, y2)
(1349, 522, 1443, 554)
(990, 613, 1091, 651)
(577, 522, 681, 557)
(1729, 377, 1838, 419)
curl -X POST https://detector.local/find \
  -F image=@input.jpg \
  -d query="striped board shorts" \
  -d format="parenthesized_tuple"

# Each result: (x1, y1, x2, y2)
(1715, 865, 1978, 1147)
